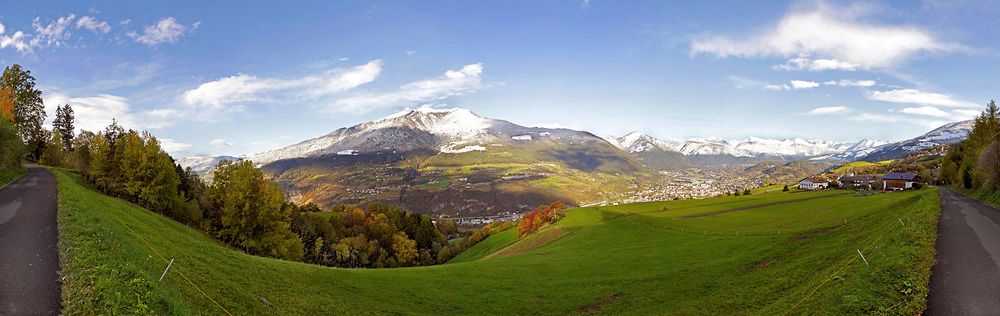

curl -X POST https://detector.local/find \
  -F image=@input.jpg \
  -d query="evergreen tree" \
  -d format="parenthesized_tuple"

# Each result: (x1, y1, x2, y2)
(53, 104, 74, 152)
(0, 65, 46, 160)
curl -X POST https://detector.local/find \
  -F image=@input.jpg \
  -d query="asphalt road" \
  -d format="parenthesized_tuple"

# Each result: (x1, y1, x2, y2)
(0, 166, 61, 315)
(926, 188, 1000, 315)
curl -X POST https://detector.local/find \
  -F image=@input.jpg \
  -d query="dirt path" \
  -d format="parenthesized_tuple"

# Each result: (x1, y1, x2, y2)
(925, 188, 1000, 315)
(0, 166, 61, 315)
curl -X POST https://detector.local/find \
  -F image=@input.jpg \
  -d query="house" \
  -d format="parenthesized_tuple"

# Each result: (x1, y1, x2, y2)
(882, 172, 920, 190)
(798, 178, 829, 190)
(841, 175, 879, 189)
(825, 173, 844, 182)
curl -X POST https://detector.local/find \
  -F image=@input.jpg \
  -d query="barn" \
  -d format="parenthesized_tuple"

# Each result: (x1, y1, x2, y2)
(882, 172, 919, 190)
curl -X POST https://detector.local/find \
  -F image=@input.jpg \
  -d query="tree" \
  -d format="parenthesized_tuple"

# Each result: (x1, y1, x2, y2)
(391, 234, 418, 266)
(0, 115, 22, 170)
(743, 188, 752, 195)
(782, 185, 790, 192)
(53, 104, 74, 152)
(0, 65, 46, 160)
(39, 130, 64, 167)
(205, 160, 303, 261)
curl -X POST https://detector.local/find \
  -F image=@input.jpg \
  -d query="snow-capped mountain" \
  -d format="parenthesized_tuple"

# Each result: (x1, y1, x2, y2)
(248, 107, 616, 167)
(176, 156, 240, 175)
(602, 132, 680, 153)
(603, 132, 850, 160)
(859, 120, 974, 161)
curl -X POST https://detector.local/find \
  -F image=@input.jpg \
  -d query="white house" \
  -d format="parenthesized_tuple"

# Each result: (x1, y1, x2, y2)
(798, 179, 829, 190)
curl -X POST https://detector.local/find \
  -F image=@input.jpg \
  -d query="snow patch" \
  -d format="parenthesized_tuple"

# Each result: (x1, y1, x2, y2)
(512, 135, 532, 141)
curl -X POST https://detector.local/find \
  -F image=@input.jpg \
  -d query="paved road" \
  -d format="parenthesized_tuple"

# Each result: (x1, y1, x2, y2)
(0, 166, 61, 315)
(926, 188, 1000, 315)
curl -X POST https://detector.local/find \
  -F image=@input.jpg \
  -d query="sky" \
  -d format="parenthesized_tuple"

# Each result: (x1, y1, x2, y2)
(2, 0, 999, 157)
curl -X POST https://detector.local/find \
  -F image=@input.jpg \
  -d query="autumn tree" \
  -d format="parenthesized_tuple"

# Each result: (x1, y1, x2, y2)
(0, 65, 46, 160)
(204, 160, 304, 261)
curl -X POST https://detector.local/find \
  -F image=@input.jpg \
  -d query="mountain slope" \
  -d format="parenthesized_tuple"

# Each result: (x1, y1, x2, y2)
(859, 120, 973, 161)
(246, 107, 650, 215)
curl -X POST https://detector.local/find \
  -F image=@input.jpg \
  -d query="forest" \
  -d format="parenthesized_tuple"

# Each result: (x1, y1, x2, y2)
(938, 101, 1000, 193)
(0, 63, 517, 268)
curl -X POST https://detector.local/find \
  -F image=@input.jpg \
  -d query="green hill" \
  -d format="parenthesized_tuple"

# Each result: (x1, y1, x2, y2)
(53, 168, 939, 314)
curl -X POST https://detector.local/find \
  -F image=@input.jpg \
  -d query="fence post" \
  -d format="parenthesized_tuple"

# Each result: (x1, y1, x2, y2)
(159, 258, 175, 282)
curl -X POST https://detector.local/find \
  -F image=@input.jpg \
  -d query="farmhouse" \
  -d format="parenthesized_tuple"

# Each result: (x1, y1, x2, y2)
(841, 175, 879, 189)
(798, 178, 829, 190)
(882, 172, 919, 190)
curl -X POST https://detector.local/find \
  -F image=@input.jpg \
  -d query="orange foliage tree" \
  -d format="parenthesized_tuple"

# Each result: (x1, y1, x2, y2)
(517, 201, 567, 236)
(0, 88, 13, 120)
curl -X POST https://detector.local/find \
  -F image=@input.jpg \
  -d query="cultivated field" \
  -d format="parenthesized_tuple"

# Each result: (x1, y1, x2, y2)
(52, 168, 939, 315)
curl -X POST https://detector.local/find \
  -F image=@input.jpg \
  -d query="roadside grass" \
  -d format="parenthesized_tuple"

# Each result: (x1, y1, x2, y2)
(0, 165, 26, 188)
(53, 166, 939, 314)
(952, 186, 1000, 210)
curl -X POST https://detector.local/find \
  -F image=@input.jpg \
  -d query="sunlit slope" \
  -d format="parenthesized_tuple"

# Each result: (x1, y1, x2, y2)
(54, 168, 938, 315)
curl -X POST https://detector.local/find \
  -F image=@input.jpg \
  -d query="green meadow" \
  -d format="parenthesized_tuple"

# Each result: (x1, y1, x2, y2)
(52, 168, 939, 315)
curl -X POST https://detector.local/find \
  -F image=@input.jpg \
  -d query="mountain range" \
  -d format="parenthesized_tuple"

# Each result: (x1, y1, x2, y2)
(178, 107, 973, 215)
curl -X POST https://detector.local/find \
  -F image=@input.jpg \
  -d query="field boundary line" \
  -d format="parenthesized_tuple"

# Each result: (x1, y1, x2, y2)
(783, 192, 931, 315)
(116, 219, 234, 316)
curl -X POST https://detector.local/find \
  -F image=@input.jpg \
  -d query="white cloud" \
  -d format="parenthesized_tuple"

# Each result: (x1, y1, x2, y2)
(806, 106, 850, 115)
(128, 17, 198, 47)
(75, 16, 111, 34)
(44, 93, 137, 132)
(773, 57, 860, 71)
(851, 113, 947, 128)
(823, 79, 876, 87)
(868, 89, 978, 108)
(951, 109, 982, 119)
(899, 106, 949, 117)
(31, 14, 76, 47)
(159, 138, 191, 153)
(209, 138, 233, 147)
(763, 80, 819, 91)
(43, 92, 173, 131)
(330, 63, 484, 112)
(691, 4, 960, 70)
(181, 60, 382, 119)
(0, 21, 31, 53)
(790, 80, 819, 89)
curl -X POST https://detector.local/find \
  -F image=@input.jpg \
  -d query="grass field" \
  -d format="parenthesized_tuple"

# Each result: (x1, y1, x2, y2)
(831, 160, 894, 173)
(0, 166, 26, 189)
(53, 167, 940, 314)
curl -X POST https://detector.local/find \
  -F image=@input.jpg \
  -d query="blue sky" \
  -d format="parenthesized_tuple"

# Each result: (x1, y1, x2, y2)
(2, 0, 999, 157)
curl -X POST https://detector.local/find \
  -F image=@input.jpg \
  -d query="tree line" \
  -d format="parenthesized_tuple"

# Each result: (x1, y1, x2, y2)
(1, 63, 520, 268)
(939, 101, 1000, 191)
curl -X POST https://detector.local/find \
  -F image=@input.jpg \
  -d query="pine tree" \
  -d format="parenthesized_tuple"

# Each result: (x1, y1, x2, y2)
(53, 104, 74, 152)
(0, 65, 46, 160)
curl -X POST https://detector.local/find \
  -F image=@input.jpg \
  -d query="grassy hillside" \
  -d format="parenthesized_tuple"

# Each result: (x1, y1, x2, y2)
(54, 167, 939, 314)
(0, 166, 26, 188)
(952, 187, 1000, 209)
(831, 160, 894, 174)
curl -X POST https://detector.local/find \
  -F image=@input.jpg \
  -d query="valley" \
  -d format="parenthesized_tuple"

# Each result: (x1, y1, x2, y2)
(179, 108, 969, 218)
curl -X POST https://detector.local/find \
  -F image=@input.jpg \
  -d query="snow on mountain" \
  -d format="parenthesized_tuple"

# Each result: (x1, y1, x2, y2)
(603, 132, 681, 153)
(246, 106, 602, 166)
(176, 156, 240, 175)
(677, 138, 741, 156)
(731, 137, 847, 157)
(859, 120, 973, 161)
